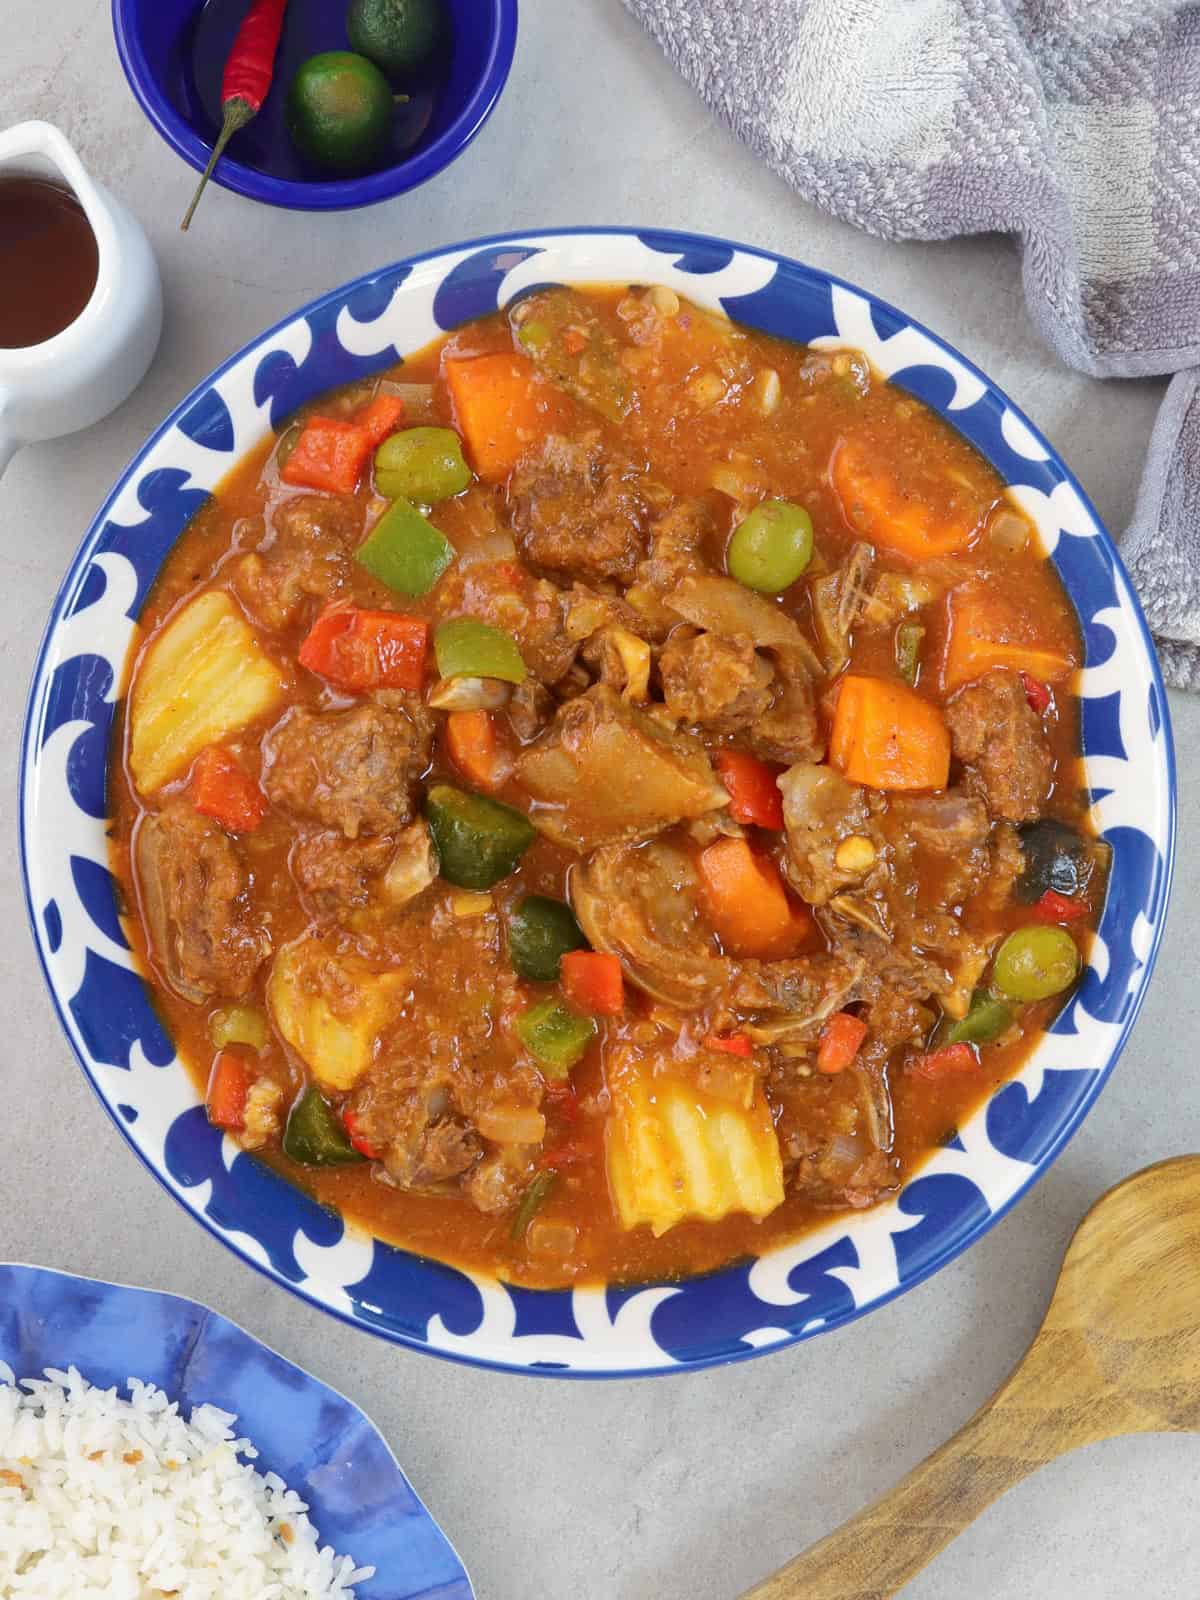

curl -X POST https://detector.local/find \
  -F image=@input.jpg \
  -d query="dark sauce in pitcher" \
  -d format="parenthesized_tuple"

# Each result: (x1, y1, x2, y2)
(0, 176, 99, 348)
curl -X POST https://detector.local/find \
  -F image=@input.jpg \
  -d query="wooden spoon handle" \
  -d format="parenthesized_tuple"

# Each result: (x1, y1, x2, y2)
(742, 1334, 1098, 1600)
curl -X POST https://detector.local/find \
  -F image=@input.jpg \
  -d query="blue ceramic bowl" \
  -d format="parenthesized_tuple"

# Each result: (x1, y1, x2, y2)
(0, 1264, 473, 1598)
(20, 229, 1176, 1376)
(112, 0, 518, 212)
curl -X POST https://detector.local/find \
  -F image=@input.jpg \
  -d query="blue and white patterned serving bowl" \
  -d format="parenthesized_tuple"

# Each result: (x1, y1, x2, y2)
(0, 1264, 473, 1597)
(20, 229, 1175, 1378)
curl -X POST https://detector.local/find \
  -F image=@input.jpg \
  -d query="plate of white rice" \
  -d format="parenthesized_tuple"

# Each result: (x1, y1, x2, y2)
(0, 1266, 473, 1600)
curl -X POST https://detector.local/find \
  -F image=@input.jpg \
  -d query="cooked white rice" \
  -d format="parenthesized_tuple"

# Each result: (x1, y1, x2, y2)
(0, 1361, 374, 1599)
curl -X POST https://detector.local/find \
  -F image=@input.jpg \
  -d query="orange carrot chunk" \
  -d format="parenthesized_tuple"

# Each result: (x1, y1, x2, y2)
(698, 836, 812, 959)
(829, 674, 951, 792)
(444, 353, 554, 483)
(206, 1051, 249, 1131)
(941, 583, 1075, 694)
(560, 951, 625, 1017)
(192, 746, 267, 833)
(816, 1012, 868, 1075)
(831, 436, 984, 560)
(444, 709, 512, 791)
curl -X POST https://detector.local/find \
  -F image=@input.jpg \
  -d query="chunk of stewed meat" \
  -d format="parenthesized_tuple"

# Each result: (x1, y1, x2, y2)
(351, 1064, 482, 1190)
(660, 628, 774, 731)
(263, 703, 430, 839)
(638, 498, 713, 595)
(748, 651, 823, 765)
(291, 830, 396, 918)
(390, 1117, 482, 1190)
(945, 670, 1054, 823)
(509, 432, 648, 584)
(779, 763, 875, 906)
(230, 494, 359, 631)
(134, 799, 269, 1003)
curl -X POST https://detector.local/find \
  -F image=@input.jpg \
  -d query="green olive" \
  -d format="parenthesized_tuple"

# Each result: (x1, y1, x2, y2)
(992, 925, 1080, 1003)
(374, 427, 471, 503)
(727, 499, 814, 593)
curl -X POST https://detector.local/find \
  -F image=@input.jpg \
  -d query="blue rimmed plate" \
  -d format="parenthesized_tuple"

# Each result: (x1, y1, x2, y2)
(0, 1263, 473, 1597)
(19, 228, 1176, 1377)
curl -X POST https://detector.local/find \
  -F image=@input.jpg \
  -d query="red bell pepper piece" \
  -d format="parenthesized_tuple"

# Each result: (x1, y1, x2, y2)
(192, 746, 267, 833)
(910, 1042, 979, 1080)
(206, 1052, 249, 1131)
(358, 393, 406, 447)
(559, 951, 624, 1016)
(298, 604, 428, 693)
(342, 1110, 383, 1160)
(1020, 671, 1053, 715)
(715, 750, 785, 830)
(1031, 888, 1091, 924)
(816, 1012, 868, 1075)
(703, 1032, 754, 1058)
(281, 416, 376, 497)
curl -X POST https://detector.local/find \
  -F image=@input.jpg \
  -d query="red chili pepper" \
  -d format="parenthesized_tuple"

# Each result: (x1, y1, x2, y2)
(342, 1110, 383, 1161)
(702, 1032, 754, 1058)
(1020, 671, 1053, 715)
(181, 0, 290, 231)
(1031, 889, 1090, 924)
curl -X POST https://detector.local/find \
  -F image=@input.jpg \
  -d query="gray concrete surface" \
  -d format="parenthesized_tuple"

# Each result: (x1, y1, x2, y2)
(2, 2, 1197, 1596)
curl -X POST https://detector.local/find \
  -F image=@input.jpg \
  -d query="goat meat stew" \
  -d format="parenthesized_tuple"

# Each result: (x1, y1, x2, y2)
(109, 283, 1106, 1287)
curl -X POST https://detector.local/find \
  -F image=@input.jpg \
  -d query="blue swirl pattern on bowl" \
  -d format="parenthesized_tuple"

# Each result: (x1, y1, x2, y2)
(0, 1263, 473, 1598)
(19, 229, 1176, 1377)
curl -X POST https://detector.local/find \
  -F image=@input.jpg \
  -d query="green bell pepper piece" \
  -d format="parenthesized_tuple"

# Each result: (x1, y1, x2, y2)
(895, 621, 925, 687)
(507, 895, 587, 981)
(514, 997, 597, 1079)
(374, 427, 472, 503)
(282, 1086, 364, 1167)
(946, 993, 1013, 1046)
(511, 1170, 557, 1241)
(434, 618, 526, 685)
(425, 784, 535, 890)
(356, 497, 455, 597)
(208, 1005, 269, 1053)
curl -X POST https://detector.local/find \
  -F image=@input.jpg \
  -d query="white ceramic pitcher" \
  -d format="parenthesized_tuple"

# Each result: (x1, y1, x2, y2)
(0, 120, 162, 478)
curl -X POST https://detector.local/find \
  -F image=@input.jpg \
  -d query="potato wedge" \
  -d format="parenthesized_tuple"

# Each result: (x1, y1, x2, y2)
(268, 937, 405, 1092)
(605, 1045, 784, 1236)
(129, 589, 286, 795)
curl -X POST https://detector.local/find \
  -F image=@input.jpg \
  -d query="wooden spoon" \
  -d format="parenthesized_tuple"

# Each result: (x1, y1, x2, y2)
(743, 1154, 1200, 1600)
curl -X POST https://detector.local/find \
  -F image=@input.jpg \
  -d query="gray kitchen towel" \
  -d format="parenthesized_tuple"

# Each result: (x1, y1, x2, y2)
(626, 0, 1200, 688)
